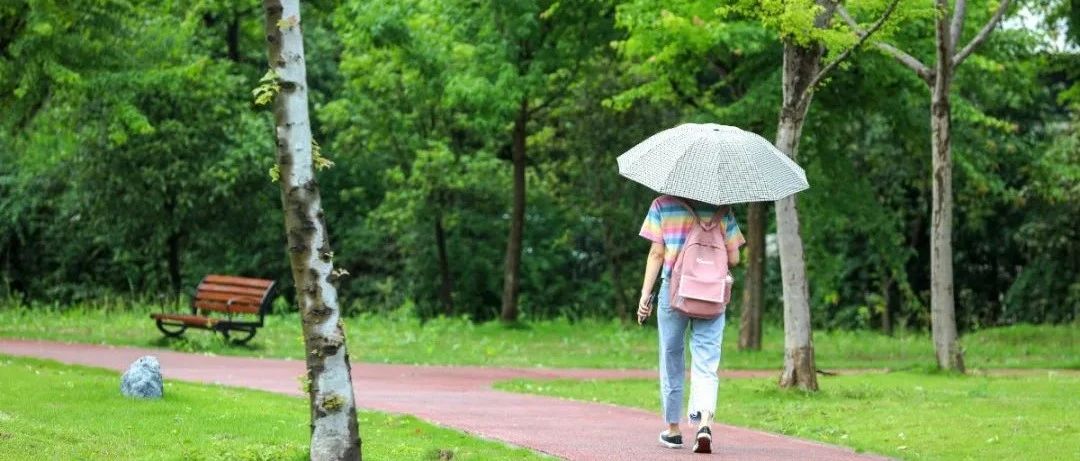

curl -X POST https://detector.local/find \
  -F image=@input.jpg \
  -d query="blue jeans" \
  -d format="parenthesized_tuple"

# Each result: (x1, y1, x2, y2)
(657, 279, 726, 425)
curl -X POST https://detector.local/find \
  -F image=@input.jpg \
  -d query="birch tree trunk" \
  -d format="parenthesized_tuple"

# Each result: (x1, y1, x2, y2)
(929, 2, 964, 371)
(738, 202, 765, 350)
(774, 112, 817, 391)
(838, 0, 1010, 372)
(262, 1, 362, 459)
(500, 99, 528, 322)
(772, 0, 842, 390)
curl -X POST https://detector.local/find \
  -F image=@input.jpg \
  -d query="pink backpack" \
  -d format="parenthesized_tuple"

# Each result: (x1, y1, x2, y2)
(669, 200, 734, 319)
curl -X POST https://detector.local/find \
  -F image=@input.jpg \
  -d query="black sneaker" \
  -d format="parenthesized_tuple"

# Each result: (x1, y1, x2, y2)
(693, 427, 712, 454)
(659, 431, 684, 449)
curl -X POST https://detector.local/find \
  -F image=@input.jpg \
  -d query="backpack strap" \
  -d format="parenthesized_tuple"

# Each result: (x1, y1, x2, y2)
(674, 197, 726, 232)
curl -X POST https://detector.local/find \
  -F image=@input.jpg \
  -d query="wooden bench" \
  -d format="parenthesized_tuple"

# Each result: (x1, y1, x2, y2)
(150, 275, 278, 345)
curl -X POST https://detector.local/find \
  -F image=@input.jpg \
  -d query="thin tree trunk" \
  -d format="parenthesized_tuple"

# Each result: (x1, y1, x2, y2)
(774, 27, 829, 390)
(434, 210, 454, 316)
(739, 202, 765, 350)
(262, 1, 361, 459)
(226, 15, 241, 63)
(601, 220, 629, 322)
(500, 99, 528, 323)
(166, 231, 182, 296)
(881, 275, 894, 334)
(930, 6, 964, 370)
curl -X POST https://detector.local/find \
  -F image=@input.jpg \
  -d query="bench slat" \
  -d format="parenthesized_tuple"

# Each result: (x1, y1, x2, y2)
(151, 313, 221, 327)
(203, 275, 274, 289)
(197, 283, 270, 298)
(195, 299, 261, 314)
(195, 290, 263, 304)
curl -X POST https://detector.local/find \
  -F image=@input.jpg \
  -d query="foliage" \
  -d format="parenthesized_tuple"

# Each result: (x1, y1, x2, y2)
(497, 371, 1080, 460)
(0, 355, 549, 460)
(0, 1, 1075, 329)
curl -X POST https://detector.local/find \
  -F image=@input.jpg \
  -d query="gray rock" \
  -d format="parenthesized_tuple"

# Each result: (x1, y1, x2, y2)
(120, 356, 163, 399)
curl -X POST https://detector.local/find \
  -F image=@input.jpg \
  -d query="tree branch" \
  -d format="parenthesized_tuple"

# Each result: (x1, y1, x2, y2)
(952, 0, 1011, 67)
(528, 58, 584, 117)
(949, 0, 967, 49)
(807, 0, 902, 91)
(837, 5, 935, 85)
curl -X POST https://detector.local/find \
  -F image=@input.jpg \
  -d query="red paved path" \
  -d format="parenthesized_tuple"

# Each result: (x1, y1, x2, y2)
(0, 339, 889, 460)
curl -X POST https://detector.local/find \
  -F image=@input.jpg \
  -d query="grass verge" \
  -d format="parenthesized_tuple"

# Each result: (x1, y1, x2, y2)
(0, 301, 1076, 369)
(0, 355, 547, 460)
(495, 372, 1080, 460)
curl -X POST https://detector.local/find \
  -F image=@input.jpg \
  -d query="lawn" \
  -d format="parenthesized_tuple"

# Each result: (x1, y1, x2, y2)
(0, 301, 1076, 370)
(496, 371, 1079, 461)
(0, 355, 549, 461)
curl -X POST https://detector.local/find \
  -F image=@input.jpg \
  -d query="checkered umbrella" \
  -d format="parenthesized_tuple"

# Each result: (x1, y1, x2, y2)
(617, 123, 809, 205)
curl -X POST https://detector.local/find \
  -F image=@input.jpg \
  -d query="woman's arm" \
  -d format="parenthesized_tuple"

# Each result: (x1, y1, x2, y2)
(728, 247, 741, 267)
(638, 242, 665, 323)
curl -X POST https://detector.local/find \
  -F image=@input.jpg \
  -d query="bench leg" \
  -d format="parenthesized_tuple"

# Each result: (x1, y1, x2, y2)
(155, 320, 188, 338)
(222, 327, 257, 345)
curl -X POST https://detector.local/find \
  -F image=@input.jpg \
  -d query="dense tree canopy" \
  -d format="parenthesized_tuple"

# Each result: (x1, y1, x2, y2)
(1, 0, 1076, 330)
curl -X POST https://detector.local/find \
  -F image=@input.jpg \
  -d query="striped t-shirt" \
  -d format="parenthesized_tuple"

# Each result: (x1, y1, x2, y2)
(639, 195, 745, 279)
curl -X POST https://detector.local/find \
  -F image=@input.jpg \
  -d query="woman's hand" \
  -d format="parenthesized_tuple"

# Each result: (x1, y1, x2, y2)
(637, 291, 653, 325)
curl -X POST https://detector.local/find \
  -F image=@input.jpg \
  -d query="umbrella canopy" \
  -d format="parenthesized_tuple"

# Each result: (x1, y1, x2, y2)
(617, 123, 809, 205)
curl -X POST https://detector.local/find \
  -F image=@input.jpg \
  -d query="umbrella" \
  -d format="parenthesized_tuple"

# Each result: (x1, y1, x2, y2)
(617, 123, 809, 205)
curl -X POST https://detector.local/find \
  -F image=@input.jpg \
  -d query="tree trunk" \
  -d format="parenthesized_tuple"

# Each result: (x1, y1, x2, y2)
(601, 220, 629, 322)
(929, 6, 964, 371)
(738, 202, 765, 350)
(226, 14, 241, 63)
(434, 210, 454, 316)
(881, 275, 894, 334)
(774, 116, 817, 391)
(262, 2, 361, 459)
(500, 99, 528, 323)
(163, 193, 182, 296)
(166, 231, 182, 296)
(774, 28, 830, 390)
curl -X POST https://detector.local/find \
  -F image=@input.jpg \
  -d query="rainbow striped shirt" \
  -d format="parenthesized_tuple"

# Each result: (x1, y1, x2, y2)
(639, 195, 745, 279)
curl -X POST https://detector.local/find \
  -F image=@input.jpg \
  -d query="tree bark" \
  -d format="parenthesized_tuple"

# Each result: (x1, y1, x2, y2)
(774, 115, 817, 391)
(601, 220, 629, 322)
(226, 14, 241, 63)
(434, 210, 454, 316)
(881, 275, 894, 334)
(929, 1, 964, 371)
(262, 1, 361, 459)
(738, 202, 765, 350)
(500, 99, 528, 323)
(166, 231, 182, 296)
(774, 1, 836, 389)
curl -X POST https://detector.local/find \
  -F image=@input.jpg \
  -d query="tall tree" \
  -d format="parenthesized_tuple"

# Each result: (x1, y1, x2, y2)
(839, 0, 1013, 372)
(448, 0, 616, 322)
(756, 0, 899, 390)
(261, 1, 360, 459)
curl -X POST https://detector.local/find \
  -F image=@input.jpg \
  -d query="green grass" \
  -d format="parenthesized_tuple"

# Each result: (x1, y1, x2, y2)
(0, 301, 1076, 370)
(495, 372, 1080, 461)
(0, 355, 548, 461)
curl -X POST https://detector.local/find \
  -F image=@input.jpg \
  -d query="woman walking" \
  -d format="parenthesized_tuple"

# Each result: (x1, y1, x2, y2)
(617, 123, 807, 453)
(637, 194, 744, 454)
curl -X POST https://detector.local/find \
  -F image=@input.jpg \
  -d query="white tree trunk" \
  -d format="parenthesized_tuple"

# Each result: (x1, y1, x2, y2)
(262, 1, 362, 459)
(930, 3, 965, 371)
(773, 38, 824, 391)
(774, 115, 817, 391)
